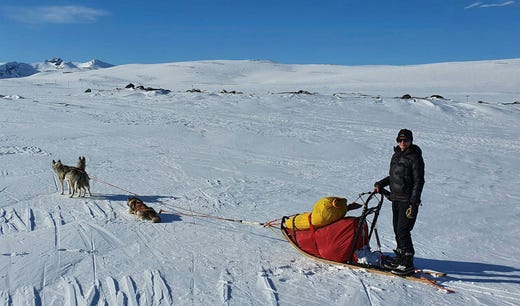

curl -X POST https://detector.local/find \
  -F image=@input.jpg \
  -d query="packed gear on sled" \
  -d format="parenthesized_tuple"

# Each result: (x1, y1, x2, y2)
(284, 215, 368, 262)
(281, 191, 388, 266)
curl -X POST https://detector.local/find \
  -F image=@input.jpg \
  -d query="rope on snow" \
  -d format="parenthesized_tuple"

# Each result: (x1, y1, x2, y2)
(90, 175, 276, 228)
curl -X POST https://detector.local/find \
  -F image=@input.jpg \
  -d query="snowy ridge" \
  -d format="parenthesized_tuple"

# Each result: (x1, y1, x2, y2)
(0, 59, 519, 305)
(21, 58, 519, 103)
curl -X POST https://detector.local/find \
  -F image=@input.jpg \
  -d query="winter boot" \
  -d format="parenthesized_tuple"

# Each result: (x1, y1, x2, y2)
(391, 253, 415, 276)
(383, 249, 403, 269)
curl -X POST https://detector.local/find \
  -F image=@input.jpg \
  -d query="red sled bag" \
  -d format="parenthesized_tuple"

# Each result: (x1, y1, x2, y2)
(288, 216, 369, 263)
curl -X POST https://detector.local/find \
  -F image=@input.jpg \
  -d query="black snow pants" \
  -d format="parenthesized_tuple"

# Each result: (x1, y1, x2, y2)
(392, 200, 418, 254)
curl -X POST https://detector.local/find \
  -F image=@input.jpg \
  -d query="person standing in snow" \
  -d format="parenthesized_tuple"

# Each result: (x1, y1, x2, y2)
(374, 129, 425, 275)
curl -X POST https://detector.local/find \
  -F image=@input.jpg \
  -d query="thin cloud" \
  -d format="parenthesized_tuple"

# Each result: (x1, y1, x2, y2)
(465, 1, 515, 9)
(2, 5, 109, 24)
(465, 2, 483, 9)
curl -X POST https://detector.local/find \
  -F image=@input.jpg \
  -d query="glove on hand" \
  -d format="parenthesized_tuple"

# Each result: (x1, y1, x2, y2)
(405, 202, 420, 219)
(373, 182, 382, 193)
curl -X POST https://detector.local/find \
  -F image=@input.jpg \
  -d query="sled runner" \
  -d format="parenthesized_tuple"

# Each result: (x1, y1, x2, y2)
(280, 191, 454, 293)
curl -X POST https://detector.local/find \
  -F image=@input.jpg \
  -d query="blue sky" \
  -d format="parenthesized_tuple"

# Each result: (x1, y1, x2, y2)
(1, 0, 518, 65)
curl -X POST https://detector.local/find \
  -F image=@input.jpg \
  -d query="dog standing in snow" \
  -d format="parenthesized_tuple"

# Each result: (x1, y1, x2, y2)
(52, 159, 75, 195)
(65, 167, 91, 198)
(52, 157, 91, 197)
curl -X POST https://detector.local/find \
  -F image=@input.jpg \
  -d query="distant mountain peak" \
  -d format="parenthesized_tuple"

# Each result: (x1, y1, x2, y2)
(46, 57, 64, 66)
(77, 59, 114, 69)
(0, 57, 115, 79)
(0, 62, 38, 78)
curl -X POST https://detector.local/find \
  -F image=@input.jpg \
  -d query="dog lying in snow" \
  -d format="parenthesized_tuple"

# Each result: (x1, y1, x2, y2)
(127, 196, 161, 223)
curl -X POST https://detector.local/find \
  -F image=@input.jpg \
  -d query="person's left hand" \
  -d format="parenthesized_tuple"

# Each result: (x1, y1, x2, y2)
(406, 202, 419, 219)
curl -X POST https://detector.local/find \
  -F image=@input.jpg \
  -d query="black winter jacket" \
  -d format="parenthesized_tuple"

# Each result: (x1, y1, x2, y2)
(377, 144, 425, 204)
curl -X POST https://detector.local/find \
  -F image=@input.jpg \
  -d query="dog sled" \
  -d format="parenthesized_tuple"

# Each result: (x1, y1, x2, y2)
(281, 192, 383, 265)
(280, 191, 454, 293)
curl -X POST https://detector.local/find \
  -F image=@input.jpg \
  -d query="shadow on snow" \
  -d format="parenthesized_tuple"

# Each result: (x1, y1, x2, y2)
(415, 257, 520, 285)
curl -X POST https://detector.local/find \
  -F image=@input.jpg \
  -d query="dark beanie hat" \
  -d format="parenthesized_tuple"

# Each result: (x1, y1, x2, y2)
(396, 129, 413, 142)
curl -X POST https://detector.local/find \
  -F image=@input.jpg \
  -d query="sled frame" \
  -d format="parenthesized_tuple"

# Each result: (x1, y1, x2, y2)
(346, 190, 386, 264)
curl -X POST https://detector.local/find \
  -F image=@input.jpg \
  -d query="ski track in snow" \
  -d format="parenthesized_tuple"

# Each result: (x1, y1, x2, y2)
(258, 267, 280, 306)
(0, 194, 155, 304)
(0, 199, 117, 238)
(218, 268, 233, 306)
(0, 271, 174, 306)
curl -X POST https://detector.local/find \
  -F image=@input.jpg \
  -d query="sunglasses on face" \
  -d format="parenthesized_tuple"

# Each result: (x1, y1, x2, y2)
(397, 139, 410, 143)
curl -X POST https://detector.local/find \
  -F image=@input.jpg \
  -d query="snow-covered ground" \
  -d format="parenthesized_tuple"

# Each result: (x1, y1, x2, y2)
(0, 59, 519, 305)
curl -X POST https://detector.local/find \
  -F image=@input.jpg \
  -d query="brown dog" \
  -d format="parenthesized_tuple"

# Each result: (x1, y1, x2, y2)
(127, 196, 161, 223)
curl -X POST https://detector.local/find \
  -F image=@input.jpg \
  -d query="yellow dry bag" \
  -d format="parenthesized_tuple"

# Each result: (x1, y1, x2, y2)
(285, 197, 347, 230)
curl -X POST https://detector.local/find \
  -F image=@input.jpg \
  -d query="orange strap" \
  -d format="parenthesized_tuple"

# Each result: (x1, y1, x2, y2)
(308, 213, 319, 254)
